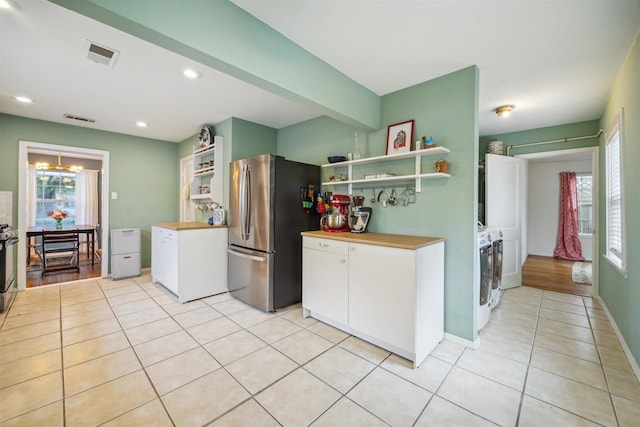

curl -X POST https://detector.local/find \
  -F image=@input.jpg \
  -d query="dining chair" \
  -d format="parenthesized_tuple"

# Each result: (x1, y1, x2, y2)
(41, 229, 80, 277)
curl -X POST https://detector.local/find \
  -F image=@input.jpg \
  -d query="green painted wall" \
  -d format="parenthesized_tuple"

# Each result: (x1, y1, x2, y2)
(0, 113, 178, 273)
(480, 120, 601, 157)
(598, 33, 640, 365)
(51, 0, 380, 130)
(278, 66, 480, 341)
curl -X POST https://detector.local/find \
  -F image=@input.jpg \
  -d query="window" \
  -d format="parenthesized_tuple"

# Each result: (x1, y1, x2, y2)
(35, 170, 77, 227)
(576, 174, 593, 235)
(605, 108, 627, 277)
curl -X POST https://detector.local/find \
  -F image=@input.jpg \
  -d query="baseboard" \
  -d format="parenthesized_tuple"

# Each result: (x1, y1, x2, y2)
(596, 296, 640, 379)
(444, 332, 480, 349)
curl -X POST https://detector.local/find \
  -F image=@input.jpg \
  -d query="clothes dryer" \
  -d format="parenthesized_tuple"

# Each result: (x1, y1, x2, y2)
(488, 227, 503, 309)
(478, 229, 493, 331)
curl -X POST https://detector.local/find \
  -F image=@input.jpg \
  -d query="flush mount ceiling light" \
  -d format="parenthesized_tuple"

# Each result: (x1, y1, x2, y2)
(183, 68, 202, 79)
(496, 105, 515, 117)
(14, 95, 33, 103)
(35, 152, 83, 173)
(136, 121, 148, 128)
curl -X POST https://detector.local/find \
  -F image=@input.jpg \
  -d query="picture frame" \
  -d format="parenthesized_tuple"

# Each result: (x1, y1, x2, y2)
(386, 119, 414, 155)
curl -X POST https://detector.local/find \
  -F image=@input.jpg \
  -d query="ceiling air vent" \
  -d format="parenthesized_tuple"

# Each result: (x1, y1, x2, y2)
(63, 114, 96, 123)
(84, 40, 119, 68)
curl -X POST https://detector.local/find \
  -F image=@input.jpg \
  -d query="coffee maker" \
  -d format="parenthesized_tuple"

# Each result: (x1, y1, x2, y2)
(320, 194, 352, 232)
(350, 196, 372, 233)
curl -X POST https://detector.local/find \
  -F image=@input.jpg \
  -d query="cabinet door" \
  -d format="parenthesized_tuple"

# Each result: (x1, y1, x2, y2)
(151, 227, 163, 284)
(302, 246, 348, 325)
(162, 237, 179, 295)
(348, 242, 416, 352)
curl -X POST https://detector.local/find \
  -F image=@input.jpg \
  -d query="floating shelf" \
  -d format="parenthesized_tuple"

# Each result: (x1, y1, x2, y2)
(321, 147, 450, 194)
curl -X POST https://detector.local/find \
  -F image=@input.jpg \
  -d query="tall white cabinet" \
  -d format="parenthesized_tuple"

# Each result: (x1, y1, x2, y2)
(302, 231, 444, 367)
(152, 222, 228, 303)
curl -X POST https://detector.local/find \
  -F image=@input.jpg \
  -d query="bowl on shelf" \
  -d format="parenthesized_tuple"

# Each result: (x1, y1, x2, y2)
(327, 156, 347, 163)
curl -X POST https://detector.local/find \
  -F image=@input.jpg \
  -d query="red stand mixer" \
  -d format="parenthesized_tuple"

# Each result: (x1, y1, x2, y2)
(320, 194, 351, 232)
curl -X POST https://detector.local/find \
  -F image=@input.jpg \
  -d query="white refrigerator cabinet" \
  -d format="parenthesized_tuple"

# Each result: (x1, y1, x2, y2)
(152, 224, 228, 303)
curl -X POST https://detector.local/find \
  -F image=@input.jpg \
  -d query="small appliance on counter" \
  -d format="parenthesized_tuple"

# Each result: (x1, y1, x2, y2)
(350, 196, 372, 233)
(320, 194, 351, 232)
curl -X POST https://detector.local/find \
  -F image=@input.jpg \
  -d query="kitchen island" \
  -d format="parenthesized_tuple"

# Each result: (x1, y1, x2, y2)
(152, 222, 228, 303)
(301, 230, 444, 368)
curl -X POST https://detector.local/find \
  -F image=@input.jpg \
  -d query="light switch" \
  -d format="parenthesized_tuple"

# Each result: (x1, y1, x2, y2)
(111, 192, 118, 200)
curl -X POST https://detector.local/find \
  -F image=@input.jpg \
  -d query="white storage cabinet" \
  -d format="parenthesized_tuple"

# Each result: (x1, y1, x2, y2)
(151, 225, 228, 302)
(302, 234, 444, 367)
(111, 228, 141, 280)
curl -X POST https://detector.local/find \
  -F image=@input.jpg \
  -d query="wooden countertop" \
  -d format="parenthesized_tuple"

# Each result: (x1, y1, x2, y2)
(301, 230, 443, 250)
(152, 222, 228, 230)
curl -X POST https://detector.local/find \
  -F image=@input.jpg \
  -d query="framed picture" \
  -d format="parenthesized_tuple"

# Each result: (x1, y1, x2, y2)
(386, 119, 414, 155)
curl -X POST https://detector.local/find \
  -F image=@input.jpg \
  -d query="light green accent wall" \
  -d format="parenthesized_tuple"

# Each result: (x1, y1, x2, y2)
(0, 113, 178, 273)
(278, 66, 480, 341)
(598, 33, 640, 365)
(480, 120, 601, 157)
(50, 0, 380, 130)
(229, 118, 277, 161)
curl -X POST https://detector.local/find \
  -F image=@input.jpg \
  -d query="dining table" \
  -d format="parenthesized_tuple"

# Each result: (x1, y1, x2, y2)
(26, 224, 97, 267)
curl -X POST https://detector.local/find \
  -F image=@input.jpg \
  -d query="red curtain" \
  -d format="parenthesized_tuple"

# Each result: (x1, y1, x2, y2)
(554, 172, 584, 260)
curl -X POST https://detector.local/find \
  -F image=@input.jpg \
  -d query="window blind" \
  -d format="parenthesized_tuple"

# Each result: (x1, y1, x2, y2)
(605, 110, 625, 272)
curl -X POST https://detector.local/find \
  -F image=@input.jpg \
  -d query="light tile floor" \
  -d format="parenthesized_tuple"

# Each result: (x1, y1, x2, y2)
(1, 276, 639, 426)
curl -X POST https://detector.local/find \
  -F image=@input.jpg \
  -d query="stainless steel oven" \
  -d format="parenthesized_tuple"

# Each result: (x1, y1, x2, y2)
(1, 224, 19, 312)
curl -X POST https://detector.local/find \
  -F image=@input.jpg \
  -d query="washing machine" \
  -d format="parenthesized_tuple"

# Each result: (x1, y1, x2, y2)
(477, 229, 493, 331)
(488, 227, 503, 309)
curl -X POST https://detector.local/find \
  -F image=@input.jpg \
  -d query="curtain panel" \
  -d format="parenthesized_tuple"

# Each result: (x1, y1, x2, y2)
(553, 172, 584, 261)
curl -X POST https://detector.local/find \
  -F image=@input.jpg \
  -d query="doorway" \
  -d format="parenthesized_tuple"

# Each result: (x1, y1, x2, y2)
(17, 141, 110, 290)
(518, 147, 598, 297)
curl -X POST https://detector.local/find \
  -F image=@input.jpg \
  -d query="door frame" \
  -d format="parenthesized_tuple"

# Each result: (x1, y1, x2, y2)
(516, 146, 598, 297)
(17, 141, 110, 289)
(179, 154, 195, 222)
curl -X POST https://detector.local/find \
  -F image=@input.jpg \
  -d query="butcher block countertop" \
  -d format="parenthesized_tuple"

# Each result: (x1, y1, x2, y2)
(301, 230, 443, 250)
(152, 222, 228, 230)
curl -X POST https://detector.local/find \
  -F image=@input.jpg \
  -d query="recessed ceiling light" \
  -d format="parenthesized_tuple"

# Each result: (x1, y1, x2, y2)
(183, 68, 202, 79)
(495, 105, 515, 117)
(0, 0, 21, 10)
(14, 96, 33, 103)
(136, 121, 148, 128)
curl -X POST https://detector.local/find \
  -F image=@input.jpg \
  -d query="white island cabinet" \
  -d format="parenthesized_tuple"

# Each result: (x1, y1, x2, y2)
(302, 231, 444, 367)
(152, 222, 228, 303)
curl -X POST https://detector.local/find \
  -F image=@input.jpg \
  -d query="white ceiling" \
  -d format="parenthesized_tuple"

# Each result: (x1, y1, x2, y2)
(1, 0, 639, 143)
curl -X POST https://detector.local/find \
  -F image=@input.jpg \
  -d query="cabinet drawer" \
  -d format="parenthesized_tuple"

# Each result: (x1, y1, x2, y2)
(303, 236, 348, 255)
(156, 227, 178, 240)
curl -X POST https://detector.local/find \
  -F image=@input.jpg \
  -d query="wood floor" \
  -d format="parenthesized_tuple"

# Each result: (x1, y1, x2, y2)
(26, 252, 101, 288)
(522, 255, 592, 297)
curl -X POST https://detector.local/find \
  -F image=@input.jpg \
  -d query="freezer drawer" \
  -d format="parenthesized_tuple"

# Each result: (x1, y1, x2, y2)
(111, 229, 141, 255)
(111, 253, 141, 280)
(227, 246, 273, 311)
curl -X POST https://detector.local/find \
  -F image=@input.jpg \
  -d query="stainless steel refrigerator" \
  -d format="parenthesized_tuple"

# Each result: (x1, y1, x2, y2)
(228, 154, 320, 312)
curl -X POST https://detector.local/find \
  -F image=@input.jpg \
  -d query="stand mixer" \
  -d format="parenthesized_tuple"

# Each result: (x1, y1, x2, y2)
(320, 194, 352, 232)
(350, 196, 372, 233)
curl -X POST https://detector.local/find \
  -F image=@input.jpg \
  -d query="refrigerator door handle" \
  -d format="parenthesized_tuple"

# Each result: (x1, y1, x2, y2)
(243, 164, 252, 240)
(227, 248, 267, 263)
(239, 163, 249, 241)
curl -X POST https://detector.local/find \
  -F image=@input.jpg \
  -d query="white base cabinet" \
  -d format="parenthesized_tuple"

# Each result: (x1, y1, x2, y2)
(152, 225, 228, 303)
(302, 234, 444, 367)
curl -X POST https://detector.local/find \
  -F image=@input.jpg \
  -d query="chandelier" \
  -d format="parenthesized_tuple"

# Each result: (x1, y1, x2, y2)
(35, 152, 83, 173)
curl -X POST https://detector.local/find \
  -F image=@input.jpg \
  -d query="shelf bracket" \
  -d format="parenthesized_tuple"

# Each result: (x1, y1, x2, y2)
(415, 155, 422, 193)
